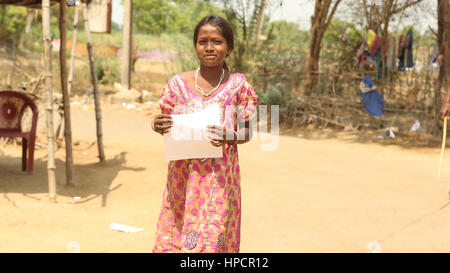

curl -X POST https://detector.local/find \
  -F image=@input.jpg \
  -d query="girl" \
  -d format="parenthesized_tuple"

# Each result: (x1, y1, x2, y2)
(151, 15, 257, 253)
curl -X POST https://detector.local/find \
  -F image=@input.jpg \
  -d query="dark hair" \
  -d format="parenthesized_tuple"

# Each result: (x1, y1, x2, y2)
(193, 15, 234, 71)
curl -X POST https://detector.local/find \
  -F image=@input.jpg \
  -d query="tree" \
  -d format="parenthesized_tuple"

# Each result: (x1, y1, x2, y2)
(438, 0, 450, 118)
(300, 0, 342, 96)
(251, 0, 267, 45)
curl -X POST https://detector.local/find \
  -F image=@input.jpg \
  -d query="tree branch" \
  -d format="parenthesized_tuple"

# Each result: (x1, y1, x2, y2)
(324, 0, 342, 30)
(391, 0, 423, 15)
(362, 0, 370, 26)
(428, 25, 437, 38)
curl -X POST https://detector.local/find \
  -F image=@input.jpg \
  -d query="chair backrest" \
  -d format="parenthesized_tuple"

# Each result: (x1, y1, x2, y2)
(0, 91, 38, 131)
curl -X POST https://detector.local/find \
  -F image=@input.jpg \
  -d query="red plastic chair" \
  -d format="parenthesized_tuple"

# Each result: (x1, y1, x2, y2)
(0, 91, 38, 175)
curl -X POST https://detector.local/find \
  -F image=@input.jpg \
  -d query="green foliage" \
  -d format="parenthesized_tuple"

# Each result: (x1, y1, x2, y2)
(256, 83, 292, 113)
(421, 29, 437, 47)
(95, 58, 120, 85)
(0, 6, 27, 48)
(133, 0, 225, 34)
(321, 19, 364, 70)
(160, 32, 197, 73)
(247, 20, 309, 100)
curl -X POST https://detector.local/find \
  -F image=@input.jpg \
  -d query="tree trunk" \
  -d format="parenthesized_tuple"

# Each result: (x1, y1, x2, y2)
(19, 8, 34, 49)
(25, 8, 33, 34)
(252, 0, 267, 45)
(82, 2, 105, 162)
(436, 0, 450, 118)
(42, 0, 57, 202)
(60, 0, 74, 185)
(300, 0, 341, 96)
(439, 0, 450, 85)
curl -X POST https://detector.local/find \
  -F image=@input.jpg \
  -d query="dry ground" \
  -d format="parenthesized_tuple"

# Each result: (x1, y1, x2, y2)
(1, 103, 450, 253)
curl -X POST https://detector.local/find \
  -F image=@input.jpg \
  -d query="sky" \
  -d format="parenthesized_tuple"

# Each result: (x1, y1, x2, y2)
(111, 0, 437, 34)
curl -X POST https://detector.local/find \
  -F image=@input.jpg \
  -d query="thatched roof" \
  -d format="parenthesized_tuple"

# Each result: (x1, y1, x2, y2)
(0, 0, 93, 8)
(0, 0, 58, 8)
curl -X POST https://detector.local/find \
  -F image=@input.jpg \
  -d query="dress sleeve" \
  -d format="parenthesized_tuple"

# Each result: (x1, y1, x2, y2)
(158, 81, 177, 115)
(236, 79, 258, 122)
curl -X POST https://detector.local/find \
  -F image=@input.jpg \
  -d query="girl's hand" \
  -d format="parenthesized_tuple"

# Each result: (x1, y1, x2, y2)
(206, 125, 237, 147)
(152, 114, 173, 135)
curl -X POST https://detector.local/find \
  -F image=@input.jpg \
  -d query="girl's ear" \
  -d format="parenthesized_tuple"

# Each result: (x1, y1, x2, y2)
(226, 48, 233, 57)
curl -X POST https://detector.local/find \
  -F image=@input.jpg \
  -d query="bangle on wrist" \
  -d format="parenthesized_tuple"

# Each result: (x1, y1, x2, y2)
(232, 130, 238, 145)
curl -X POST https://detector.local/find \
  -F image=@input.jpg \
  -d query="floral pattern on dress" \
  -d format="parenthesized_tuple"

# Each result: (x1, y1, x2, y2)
(152, 72, 257, 253)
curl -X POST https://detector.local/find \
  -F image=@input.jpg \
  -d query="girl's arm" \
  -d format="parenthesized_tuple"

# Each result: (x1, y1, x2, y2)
(235, 119, 252, 145)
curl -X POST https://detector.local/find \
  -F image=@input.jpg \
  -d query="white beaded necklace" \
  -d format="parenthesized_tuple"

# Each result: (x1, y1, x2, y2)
(195, 67, 225, 97)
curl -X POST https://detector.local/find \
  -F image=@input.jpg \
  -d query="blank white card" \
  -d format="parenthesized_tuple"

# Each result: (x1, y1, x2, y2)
(163, 104, 223, 161)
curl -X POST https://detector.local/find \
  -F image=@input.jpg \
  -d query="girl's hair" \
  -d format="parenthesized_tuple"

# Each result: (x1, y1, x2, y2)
(193, 15, 234, 71)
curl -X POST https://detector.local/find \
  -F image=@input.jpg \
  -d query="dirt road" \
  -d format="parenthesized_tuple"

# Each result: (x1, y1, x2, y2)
(1, 106, 450, 253)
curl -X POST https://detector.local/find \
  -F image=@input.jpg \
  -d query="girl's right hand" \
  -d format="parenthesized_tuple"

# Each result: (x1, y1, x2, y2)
(152, 114, 173, 135)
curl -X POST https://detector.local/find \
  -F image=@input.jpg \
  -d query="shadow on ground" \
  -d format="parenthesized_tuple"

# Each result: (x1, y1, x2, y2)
(0, 150, 145, 207)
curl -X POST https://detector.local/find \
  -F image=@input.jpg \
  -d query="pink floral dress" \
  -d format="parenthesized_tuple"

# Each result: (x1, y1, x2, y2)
(152, 72, 257, 253)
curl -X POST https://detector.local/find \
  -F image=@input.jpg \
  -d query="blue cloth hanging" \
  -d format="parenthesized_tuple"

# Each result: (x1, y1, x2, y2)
(360, 75, 385, 117)
(405, 29, 414, 68)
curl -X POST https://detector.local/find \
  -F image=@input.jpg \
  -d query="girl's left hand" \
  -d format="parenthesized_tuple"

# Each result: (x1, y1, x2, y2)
(206, 125, 237, 147)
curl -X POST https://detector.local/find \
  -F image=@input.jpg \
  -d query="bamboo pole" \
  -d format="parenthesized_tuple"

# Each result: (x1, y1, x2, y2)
(60, 0, 74, 185)
(42, 0, 57, 202)
(438, 117, 447, 183)
(82, 2, 105, 162)
(121, 0, 132, 90)
(67, 4, 79, 97)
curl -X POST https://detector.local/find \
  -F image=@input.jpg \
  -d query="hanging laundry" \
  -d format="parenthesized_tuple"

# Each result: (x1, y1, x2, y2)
(375, 47, 383, 79)
(398, 29, 414, 71)
(369, 31, 381, 56)
(356, 29, 377, 69)
(359, 75, 385, 117)
(405, 29, 414, 68)
(365, 29, 376, 52)
(372, 34, 386, 79)
(398, 34, 406, 71)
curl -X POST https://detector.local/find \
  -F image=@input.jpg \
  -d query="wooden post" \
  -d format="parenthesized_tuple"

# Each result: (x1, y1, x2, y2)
(67, 4, 79, 97)
(82, 2, 105, 162)
(60, 0, 74, 185)
(121, 0, 132, 90)
(42, 0, 57, 202)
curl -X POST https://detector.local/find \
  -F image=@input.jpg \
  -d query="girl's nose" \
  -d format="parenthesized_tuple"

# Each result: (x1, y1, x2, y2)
(205, 42, 214, 51)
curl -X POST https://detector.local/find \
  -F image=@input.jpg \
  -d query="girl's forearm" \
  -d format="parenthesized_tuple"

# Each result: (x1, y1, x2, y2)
(236, 127, 250, 144)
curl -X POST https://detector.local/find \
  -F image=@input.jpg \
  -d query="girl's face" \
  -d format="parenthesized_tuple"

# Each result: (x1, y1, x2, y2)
(195, 24, 232, 68)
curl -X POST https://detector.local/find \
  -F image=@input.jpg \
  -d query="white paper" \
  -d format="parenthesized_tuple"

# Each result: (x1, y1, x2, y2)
(164, 104, 222, 161)
(109, 223, 143, 233)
